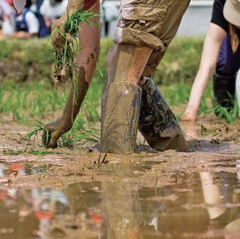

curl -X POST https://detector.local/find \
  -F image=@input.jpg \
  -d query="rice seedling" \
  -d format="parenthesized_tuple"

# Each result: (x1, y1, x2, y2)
(3, 150, 24, 156)
(58, 118, 100, 148)
(214, 104, 238, 124)
(23, 120, 50, 147)
(28, 150, 62, 156)
(51, 6, 98, 88)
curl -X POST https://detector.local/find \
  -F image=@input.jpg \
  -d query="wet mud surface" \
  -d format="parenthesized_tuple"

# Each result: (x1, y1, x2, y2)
(0, 118, 240, 239)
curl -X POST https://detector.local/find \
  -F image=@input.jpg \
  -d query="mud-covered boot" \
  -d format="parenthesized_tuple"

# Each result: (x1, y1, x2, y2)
(213, 73, 236, 113)
(138, 77, 187, 152)
(101, 82, 142, 154)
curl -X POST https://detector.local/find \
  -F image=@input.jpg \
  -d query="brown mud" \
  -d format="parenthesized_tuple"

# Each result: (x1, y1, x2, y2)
(0, 115, 240, 239)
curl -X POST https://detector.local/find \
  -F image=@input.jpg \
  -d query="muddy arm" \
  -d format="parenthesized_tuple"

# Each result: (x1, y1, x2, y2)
(43, 2, 100, 148)
(43, 67, 89, 149)
(42, 0, 86, 148)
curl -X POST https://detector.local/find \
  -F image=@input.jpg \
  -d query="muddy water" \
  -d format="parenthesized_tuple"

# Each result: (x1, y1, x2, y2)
(0, 120, 240, 239)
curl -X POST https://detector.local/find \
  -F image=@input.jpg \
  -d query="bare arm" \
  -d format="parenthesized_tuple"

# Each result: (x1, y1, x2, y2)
(182, 23, 227, 121)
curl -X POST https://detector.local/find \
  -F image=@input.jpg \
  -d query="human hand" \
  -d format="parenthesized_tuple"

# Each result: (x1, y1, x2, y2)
(42, 117, 72, 148)
(181, 110, 197, 122)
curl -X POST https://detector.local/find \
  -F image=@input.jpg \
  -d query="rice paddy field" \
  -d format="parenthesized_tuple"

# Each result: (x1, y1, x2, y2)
(0, 37, 240, 239)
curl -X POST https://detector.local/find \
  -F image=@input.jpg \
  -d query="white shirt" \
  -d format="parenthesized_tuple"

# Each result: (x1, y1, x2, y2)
(0, 0, 13, 17)
(40, 0, 68, 19)
(16, 10, 40, 34)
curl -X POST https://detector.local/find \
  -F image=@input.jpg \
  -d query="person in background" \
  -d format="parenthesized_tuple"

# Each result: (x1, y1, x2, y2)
(13, 0, 40, 38)
(33, 0, 44, 12)
(39, 0, 68, 31)
(182, 0, 240, 122)
(0, 0, 15, 38)
(101, 0, 119, 37)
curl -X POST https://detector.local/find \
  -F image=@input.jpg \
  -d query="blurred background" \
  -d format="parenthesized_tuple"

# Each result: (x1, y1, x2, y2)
(0, 0, 214, 39)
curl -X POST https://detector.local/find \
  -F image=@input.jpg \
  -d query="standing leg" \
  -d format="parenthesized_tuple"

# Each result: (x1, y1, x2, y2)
(138, 48, 188, 152)
(43, 2, 100, 148)
(139, 77, 188, 152)
(101, 0, 190, 154)
(100, 44, 153, 154)
(137, 0, 190, 152)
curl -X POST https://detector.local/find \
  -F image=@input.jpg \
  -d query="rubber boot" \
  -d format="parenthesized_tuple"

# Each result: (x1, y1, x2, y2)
(213, 73, 236, 112)
(138, 77, 188, 152)
(101, 82, 142, 154)
(101, 43, 152, 154)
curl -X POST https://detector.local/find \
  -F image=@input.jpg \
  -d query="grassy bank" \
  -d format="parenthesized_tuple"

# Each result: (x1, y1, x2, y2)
(0, 37, 236, 146)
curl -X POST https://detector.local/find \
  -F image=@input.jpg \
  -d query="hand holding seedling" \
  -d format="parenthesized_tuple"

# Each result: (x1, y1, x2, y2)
(50, 0, 97, 87)
(51, 18, 68, 54)
(51, 17, 73, 86)
(50, 0, 82, 87)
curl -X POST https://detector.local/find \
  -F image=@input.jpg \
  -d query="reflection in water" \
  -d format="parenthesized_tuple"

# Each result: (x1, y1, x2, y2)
(0, 163, 50, 177)
(0, 187, 69, 239)
(0, 163, 240, 238)
(200, 172, 240, 239)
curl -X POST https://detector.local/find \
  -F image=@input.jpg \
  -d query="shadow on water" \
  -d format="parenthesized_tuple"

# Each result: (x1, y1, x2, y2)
(0, 158, 240, 239)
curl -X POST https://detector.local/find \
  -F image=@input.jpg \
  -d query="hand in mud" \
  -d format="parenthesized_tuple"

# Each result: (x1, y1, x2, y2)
(42, 118, 72, 148)
(181, 111, 197, 122)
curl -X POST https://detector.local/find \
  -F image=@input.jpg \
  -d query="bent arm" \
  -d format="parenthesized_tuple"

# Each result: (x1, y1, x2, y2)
(182, 23, 226, 121)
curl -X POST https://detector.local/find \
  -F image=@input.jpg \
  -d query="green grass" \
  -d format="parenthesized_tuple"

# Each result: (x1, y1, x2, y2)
(0, 80, 65, 122)
(214, 104, 239, 123)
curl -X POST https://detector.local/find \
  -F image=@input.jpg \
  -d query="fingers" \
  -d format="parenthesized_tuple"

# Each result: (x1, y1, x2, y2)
(46, 135, 58, 149)
(181, 111, 197, 122)
(42, 123, 60, 149)
(42, 129, 59, 149)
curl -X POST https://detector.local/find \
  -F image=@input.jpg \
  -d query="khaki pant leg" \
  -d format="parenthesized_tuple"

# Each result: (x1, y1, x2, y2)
(114, 0, 190, 76)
